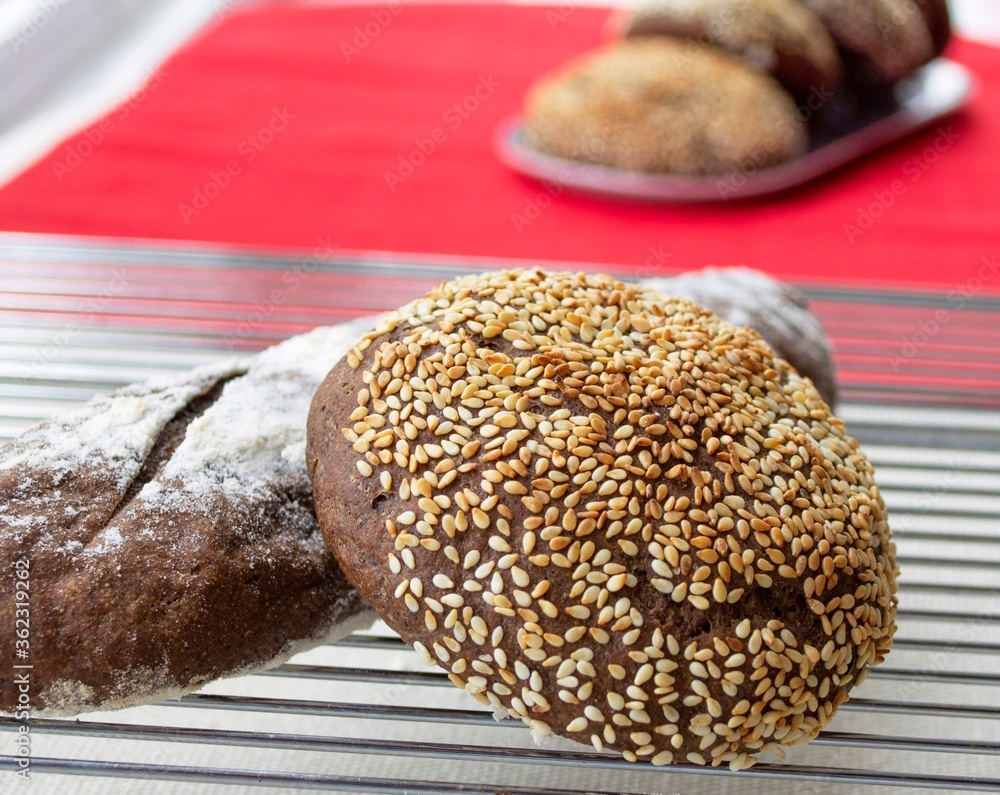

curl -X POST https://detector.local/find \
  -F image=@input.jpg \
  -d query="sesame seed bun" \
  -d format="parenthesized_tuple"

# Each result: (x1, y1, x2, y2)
(522, 38, 808, 175)
(801, 0, 935, 83)
(307, 269, 897, 769)
(618, 0, 843, 98)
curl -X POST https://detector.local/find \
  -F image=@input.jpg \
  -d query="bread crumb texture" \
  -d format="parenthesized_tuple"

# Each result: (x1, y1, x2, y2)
(315, 269, 897, 769)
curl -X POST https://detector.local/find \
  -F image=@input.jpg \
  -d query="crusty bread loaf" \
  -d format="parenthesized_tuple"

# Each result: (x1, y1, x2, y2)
(308, 269, 896, 769)
(0, 321, 376, 715)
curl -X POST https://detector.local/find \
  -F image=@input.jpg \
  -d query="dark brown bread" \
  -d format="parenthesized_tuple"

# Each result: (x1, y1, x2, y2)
(618, 0, 843, 97)
(911, 0, 951, 56)
(648, 268, 839, 408)
(308, 270, 896, 769)
(523, 38, 808, 175)
(0, 324, 374, 715)
(801, 0, 934, 83)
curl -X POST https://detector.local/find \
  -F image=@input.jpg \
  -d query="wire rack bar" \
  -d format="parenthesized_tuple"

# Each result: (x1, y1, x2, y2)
(1, 720, 998, 767)
(158, 692, 1000, 724)
(0, 754, 997, 793)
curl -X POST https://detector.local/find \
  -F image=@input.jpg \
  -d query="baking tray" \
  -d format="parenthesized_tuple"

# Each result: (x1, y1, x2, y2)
(0, 234, 997, 794)
(495, 58, 975, 202)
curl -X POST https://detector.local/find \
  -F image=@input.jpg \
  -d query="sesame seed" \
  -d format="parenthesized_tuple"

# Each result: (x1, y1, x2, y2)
(635, 664, 653, 686)
(689, 595, 710, 610)
(564, 626, 587, 643)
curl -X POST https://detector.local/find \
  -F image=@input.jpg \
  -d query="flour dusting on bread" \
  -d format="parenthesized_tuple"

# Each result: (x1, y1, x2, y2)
(0, 319, 379, 715)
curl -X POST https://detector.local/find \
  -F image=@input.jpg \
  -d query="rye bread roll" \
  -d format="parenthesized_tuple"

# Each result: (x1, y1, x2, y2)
(308, 269, 896, 769)
(0, 322, 375, 715)
(618, 0, 843, 98)
(801, 0, 934, 84)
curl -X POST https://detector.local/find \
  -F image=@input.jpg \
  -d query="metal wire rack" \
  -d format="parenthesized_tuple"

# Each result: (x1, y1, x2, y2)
(0, 233, 997, 794)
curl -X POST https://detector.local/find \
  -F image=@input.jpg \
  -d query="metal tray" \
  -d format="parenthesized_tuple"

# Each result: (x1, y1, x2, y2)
(495, 58, 975, 203)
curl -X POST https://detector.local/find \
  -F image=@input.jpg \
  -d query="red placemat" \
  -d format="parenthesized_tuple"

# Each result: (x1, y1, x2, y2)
(1, 2, 998, 291)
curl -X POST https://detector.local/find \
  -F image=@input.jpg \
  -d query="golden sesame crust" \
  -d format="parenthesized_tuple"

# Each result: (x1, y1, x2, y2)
(522, 39, 808, 175)
(620, 0, 843, 96)
(308, 269, 897, 769)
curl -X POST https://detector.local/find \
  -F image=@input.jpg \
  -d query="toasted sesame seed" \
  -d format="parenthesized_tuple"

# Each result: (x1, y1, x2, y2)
(689, 595, 710, 610)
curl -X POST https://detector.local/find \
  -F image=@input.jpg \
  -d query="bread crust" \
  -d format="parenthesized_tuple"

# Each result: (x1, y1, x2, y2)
(802, 0, 934, 83)
(0, 323, 375, 715)
(911, 0, 951, 56)
(309, 270, 896, 769)
(619, 0, 843, 97)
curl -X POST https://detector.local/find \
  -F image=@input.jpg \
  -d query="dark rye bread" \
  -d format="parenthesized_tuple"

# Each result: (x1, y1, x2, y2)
(912, 0, 951, 57)
(0, 322, 375, 715)
(308, 270, 896, 769)
(801, 0, 934, 84)
(618, 0, 843, 98)
(646, 267, 839, 408)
